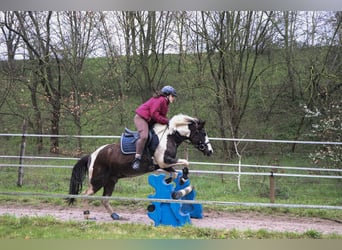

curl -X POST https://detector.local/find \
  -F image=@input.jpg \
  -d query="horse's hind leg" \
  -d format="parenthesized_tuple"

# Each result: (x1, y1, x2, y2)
(81, 178, 103, 220)
(82, 186, 96, 220)
(102, 179, 120, 220)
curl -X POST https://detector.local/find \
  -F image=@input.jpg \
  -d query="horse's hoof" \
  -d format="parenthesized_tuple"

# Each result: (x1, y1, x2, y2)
(172, 191, 181, 199)
(83, 210, 94, 220)
(111, 212, 120, 220)
(165, 177, 173, 184)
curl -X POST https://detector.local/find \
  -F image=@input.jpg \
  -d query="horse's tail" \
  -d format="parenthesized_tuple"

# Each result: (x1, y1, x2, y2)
(66, 154, 90, 205)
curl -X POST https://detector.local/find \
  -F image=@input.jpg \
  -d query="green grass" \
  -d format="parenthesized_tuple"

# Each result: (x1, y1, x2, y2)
(0, 153, 341, 221)
(1, 142, 341, 236)
(0, 215, 340, 239)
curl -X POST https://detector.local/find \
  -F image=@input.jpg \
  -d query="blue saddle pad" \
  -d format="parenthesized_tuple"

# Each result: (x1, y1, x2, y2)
(120, 128, 159, 155)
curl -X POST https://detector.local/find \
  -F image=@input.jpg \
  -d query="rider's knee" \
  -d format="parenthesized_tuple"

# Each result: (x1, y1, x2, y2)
(139, 132, 148, 141)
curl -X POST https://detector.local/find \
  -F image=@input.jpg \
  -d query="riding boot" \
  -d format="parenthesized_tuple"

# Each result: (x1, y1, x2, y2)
(133, 137, 145, 170)
(132, 157, 141, 170)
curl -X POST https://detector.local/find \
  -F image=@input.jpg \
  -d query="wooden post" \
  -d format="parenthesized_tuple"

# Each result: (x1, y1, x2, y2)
(269, 171, 275, 203)
(17, 120, 27, 187)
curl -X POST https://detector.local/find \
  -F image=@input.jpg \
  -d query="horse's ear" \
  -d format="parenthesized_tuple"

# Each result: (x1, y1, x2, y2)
(197, 120, 206, 130)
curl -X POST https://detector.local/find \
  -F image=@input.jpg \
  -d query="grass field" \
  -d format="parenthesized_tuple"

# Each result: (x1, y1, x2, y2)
(0, 152, 341, 219)
(0, 134, 341, 239)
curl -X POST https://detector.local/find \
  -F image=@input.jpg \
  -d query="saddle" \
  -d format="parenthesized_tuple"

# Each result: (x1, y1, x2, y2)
(120, 128, 159, 155)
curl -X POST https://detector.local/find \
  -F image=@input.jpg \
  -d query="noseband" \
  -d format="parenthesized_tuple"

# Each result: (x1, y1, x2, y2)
(172, 125, 210, 153)
(196, 141, 210, 152)
(190, 128, 210, 152)
(173, 130, 207, 151)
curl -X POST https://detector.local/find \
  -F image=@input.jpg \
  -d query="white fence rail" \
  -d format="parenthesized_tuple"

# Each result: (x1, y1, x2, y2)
(1, 133, 342, 145)
(0, 191, 341, 210)
(1, 160, 342, 179)
(0, 133, 341, 210)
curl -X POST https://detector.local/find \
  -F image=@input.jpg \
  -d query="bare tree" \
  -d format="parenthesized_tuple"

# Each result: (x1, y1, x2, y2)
(197, 11, 273, 158)
(97, 12, 124, 99)
(0, 11, 20, 110)
(270, 11, 299, 101)
(96, 11, 130, 126)
(2, 11, 62, 153)
(173, 11, 188, 74)
(121, 11, 173, 100)
(54, 11, 98, 153)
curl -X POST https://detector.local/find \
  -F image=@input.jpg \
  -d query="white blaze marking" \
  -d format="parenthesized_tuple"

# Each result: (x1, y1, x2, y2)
(205, 135, 213, 153)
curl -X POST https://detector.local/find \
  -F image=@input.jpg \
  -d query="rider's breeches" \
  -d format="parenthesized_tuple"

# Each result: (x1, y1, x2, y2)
(134, 114, 149, 156)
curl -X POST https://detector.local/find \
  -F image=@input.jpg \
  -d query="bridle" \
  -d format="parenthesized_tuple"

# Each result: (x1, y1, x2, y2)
(169, 122, 210, 153)
(190, 128, 210, 152)
(195, 141, 210, 152)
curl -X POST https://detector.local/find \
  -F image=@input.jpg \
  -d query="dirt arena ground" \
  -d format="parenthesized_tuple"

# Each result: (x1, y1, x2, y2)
(1, 204, 341, 235)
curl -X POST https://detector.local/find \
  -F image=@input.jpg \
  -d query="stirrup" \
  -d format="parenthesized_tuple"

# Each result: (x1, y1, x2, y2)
(132, 158, 141, 170)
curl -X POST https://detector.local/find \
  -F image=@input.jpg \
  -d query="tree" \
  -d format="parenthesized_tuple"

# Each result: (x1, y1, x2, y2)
(198, 11, 273, 158)
(0, 11, 20, 110)
(2, 11, 62, 153)
(306, 12, 342, 168)
(309, 100, 342, 169)
(173, 11, 188, 74)
(54, 11, 98, 153)
(122, 11, 173, 100)
(271, 11, 298, 101)
(96, 11, 129, 126)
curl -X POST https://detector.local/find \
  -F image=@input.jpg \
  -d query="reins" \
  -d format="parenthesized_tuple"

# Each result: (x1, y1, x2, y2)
(159, 125, 169, 142)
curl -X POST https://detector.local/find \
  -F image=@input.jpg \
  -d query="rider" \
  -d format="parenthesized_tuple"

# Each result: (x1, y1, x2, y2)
(132, 85, 177, 170)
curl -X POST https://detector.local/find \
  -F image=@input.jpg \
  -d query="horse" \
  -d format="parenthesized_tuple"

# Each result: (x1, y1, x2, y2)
(66, 114, 213, 220)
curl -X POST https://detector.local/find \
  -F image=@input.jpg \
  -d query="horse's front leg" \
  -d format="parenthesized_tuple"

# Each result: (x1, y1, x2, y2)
(174, 158, 190, 167)
(154, 168, 178, 183)
(164, 155, 189, 168)
(180, 166, 189, 185)
(155, 165, 190, 186)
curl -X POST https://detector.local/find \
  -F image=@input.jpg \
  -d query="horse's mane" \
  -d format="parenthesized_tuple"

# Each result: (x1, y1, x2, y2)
(169, 114, 198, 129)
(153, 114, 198, 137)
(154, 114, 199, 139)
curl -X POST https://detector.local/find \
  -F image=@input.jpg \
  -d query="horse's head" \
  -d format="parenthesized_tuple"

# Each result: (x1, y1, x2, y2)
(188, 119, 213, 156)
(168, 114, 213, 156)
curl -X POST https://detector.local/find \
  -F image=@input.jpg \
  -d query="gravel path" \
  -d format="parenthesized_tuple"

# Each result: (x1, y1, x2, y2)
(1, 204, 341, 235)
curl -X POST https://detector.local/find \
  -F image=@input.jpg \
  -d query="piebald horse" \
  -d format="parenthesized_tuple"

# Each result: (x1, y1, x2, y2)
(67, 114, 213, 220)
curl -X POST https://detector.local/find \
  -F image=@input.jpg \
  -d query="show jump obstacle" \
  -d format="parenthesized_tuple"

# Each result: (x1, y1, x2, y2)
(147, 171, 203, 227)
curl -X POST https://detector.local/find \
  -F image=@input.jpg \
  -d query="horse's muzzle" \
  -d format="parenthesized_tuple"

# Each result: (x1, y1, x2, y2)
(198, 143, 213, 156)
(205, 149, 213, 156)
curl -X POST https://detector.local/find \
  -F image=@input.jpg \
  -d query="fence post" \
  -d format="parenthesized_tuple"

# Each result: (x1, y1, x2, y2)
(269, 171, 275, 203)
(17, 120, 27, 187)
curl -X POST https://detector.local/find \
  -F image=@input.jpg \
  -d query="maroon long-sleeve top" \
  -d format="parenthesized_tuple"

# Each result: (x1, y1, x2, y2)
(135, 96, 169, 125)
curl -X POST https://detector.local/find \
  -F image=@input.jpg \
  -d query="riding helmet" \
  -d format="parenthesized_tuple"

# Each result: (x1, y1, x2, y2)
(161, 85, 177, 97)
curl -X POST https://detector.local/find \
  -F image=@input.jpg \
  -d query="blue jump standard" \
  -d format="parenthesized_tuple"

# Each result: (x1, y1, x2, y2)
(147, 171, 203, 227)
